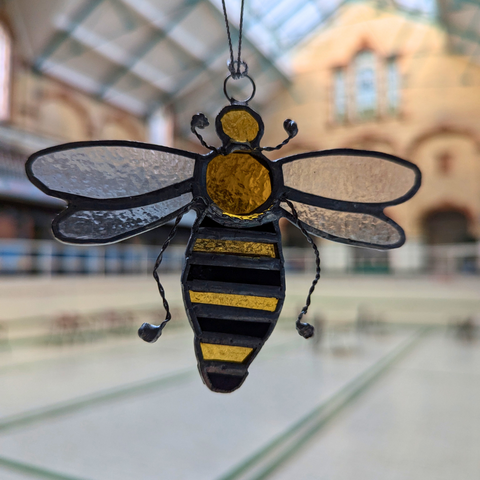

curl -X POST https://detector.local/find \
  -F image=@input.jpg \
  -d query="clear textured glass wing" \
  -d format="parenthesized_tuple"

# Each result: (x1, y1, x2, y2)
(27, 142, 196, 199)
(282, 200, 403, 248)
(281, 151, 419, 204)
(55, 194, 193, 244)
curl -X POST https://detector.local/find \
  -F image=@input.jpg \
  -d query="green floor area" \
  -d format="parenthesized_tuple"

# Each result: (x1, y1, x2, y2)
(0, 275, 478, 479)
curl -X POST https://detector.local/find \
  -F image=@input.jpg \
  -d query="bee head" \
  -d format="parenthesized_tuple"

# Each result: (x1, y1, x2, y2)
(216, 105, 264, 149)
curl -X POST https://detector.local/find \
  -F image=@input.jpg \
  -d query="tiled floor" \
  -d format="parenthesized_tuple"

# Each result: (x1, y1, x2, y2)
(0, 275, 478, 479)
(270, 331, 480, 480)
(0, 325, 414, 480)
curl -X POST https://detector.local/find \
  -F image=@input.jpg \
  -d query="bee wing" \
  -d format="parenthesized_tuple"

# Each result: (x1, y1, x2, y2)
(278, 149, 421, 249)
(281, 202, 405, 249)
(26, 141, 199, 244)
(52, 193, 195, 245)
(27, 140, 197, 201)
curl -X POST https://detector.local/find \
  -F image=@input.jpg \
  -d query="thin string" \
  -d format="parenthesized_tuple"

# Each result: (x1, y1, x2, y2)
(221, 0, 247, 78)
(221, 0, 235, 74)
(237, 0, 245, 74)
(282, 197, 321, 339)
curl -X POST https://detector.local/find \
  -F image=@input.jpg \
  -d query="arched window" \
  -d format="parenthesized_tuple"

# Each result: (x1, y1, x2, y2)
(0, 22, 11, 121)
(331, 50, 400, 123)
(386, 56, 400, 113)
(333, 67, 346, 122)
(355, 50, 376, 117)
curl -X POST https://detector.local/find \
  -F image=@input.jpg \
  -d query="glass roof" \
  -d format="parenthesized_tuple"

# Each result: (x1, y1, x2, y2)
(221, 0, 439, 55)
(10, 0, 479, 133)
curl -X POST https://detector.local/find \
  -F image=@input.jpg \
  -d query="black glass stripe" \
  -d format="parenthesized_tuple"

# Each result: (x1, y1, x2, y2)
(198, 317, 271, 338)
(187, 264, 281, 286)
(192, 303, 279, 322)
(207, 373, 244, 391)
(200, 216, 276, 233)
(189, 252, 282, 270)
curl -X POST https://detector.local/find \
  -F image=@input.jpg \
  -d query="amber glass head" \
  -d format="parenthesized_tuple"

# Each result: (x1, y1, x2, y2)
(216, 105, 264, 147)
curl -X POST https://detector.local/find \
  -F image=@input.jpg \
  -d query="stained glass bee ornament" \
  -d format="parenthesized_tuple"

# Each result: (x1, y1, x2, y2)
(26, 76, 421, 393)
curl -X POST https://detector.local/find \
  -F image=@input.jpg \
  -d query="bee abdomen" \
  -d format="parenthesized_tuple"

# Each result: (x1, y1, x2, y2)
(182, 217, 285, 393)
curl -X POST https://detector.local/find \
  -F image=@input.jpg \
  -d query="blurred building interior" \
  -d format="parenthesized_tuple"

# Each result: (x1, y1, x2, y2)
(0, 3, 479, 479)
(0, 0, 479, 274)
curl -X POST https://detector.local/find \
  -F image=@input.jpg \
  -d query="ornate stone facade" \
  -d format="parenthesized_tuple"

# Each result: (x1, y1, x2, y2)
(262, 3, 480, 245)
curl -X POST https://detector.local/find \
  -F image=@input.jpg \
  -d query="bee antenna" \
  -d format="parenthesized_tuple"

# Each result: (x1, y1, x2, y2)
(256, 119, 298, 153)
(191, 113, 218, 153)
(282, 197, 321, 339)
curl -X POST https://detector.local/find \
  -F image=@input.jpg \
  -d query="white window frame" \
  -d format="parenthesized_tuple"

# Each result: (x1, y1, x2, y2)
(354, 50, 377, 119)
(333, 67, 347, 122)
(386, 56, 400, 113)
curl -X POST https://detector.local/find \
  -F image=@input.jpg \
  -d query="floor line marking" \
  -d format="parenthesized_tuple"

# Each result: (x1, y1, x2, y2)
(0, 338, 300, 433)
(0, 454, 91, 480)
(0, 368, 196, 433)
(0, 331, 190, 374)
(216, 326, 431, 480)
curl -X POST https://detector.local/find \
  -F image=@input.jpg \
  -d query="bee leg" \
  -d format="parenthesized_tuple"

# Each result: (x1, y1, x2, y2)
(138, 322, 163, 343)
(296, 318, 315, 339)
(283, 198, 321, 341)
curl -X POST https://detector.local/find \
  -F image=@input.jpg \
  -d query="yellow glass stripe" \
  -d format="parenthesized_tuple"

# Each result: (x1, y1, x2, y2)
(200, 343, 253, 363)
(193, 239, 276, 258)
(189, 291, 278, 312)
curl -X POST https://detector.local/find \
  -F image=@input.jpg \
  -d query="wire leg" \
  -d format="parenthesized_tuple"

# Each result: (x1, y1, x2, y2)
(283, 198, 321, 339)
(138, 202, 196, 343)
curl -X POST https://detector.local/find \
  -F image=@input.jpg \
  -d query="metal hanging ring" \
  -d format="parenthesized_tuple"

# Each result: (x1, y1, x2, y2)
(228, 60, 248, 79)
(223, 74, 256, 104)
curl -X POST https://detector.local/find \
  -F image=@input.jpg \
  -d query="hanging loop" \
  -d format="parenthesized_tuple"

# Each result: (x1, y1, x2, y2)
(221, 0, 251, 84)
(224, 74, 256, 104)
(228, 60, 248, 79)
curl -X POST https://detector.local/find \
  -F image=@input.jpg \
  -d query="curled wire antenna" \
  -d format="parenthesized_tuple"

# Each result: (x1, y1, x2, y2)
(257, 119, 298, 152)
(282, 197, 321, 339)
(191, 114, 218, 152)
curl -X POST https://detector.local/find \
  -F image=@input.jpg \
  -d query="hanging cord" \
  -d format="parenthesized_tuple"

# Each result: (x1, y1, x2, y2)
(221, 0, 235, 73)
(138, 199, 202, 343)
(237, 0, 245, 75)
(221, 0, 248, 78)
(282, 198, 321, 339)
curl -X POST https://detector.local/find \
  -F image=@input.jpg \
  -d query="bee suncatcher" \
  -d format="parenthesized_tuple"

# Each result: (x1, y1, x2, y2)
(25, 2, 421, 393)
